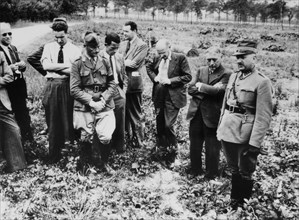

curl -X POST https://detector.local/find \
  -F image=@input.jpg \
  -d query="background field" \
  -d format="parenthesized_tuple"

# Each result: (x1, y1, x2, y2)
(0, 19, 298, 219)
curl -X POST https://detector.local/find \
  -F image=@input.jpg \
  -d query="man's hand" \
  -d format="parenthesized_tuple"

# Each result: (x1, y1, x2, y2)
(124, 59, 136, 67)
(195, 82, 203, 91)
(9, 64, 19, 72)
(213, 82, 223, 88)
(16, 61, 26, 69)
(160, 78, 171, 85)
(243, 145, 261, 157)
(154, 75, 161, 83)
(89, 99, 105, 112)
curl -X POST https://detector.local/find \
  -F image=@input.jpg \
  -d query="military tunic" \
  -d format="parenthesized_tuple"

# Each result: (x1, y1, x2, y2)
(217, 68, 273, 178)
(70, 51, 117, 142)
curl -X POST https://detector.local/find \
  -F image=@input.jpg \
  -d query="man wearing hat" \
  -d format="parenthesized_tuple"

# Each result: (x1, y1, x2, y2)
(70, 32, 116, 173)
(217, 40, 273, 209)
(186, 47, 232, 179)
(41, 18, 81, 163)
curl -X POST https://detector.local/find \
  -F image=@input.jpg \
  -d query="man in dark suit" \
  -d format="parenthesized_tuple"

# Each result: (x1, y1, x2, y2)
(187, 48, 232, 179)
(119, 21, 148, 148)
(99, 32, 128, 153)
(0, 51, 27, 172)
(146, 39, 192, 164)
(0, 22, 33, 142)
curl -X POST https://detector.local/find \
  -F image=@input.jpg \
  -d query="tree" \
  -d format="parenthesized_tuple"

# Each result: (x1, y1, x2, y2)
(286, 7, 294, 26)
(114, 0, 131, 16)
(168, 0, 189, 22)
(207, 0, 225, 22)
(225, 0, 250, 22)
(0, 0, 19, 23)
(99, 0, 110, 17)
(267, 0, 287, 29)
(193, 0, 208, 20)
(248, 0, 261, 24)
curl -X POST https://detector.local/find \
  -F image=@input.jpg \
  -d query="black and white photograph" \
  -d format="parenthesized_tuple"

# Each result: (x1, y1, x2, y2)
(0, 0, 298, 219)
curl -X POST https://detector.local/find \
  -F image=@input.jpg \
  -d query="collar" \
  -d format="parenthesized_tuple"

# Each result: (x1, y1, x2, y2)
(82, 49, 97, 62)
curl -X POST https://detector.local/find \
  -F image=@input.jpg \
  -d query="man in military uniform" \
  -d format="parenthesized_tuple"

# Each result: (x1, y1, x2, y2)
(70, 32, 116, 173)
(217, 40, 273, 209)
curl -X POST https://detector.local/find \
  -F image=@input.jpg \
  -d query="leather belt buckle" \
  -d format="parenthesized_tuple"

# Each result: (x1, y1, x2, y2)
(94, 85, 100, 93)
(228, 104, 235, 113)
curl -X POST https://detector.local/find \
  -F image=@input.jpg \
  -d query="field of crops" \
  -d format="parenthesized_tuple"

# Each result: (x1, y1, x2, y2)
(0, 19, 298, 219)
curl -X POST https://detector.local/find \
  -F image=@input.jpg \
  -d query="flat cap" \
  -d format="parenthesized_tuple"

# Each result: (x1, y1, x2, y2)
(53, 17, 67, 23)
(233, 39, 258, 56)
(84, 32, 100, 48)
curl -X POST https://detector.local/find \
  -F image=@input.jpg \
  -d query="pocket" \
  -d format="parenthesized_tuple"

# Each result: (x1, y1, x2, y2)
(129, 72, 142, 90)
(240, 89, 255, 105)
(240, 114, 254, 141)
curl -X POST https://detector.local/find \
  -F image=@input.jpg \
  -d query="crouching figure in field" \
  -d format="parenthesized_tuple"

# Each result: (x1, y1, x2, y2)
(70, 32, 117, 174)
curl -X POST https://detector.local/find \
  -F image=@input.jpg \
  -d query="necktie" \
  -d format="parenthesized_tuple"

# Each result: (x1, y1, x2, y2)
(109, 55, 114, 73)
(125, 41, 130, 54)
(8, 46, 17, 64)
(58, 46, 64, 63)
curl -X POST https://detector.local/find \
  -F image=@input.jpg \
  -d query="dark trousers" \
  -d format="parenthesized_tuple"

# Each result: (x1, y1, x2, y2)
(7, 77, 33, 141)
(0, 102, 27, 172)
(155, 87, 179, 147)
(125, 92, 143, 147)
(189, 108, 221, 177)
(112, 87, 126, 151)
(42, 78, 74, 161)
(221, 141, 258, 180)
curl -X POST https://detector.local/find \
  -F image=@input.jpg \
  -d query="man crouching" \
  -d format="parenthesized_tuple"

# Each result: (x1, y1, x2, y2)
(70, 32, 116, 174)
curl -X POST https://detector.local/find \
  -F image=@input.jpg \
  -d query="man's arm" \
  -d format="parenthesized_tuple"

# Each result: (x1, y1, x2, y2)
(41, 44, 70, 75)
(198, 70, 232, 97)
(146, 56, 158, 83)
(125, 43, 148, 69)
(0, 53, 14, 88)
(27, 45, 47, 76)
(169, 55, 192, 87)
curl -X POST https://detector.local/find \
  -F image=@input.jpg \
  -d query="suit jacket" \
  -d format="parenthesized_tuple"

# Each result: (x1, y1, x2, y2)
(0, 44, 27, 99)
(119, 37, 148, 93)
(99, 50, 128, 98)
(0, 52, 14, 111)
(146, 52, 192, 109)
(27, 45, 47, 76)
(217, 70, 273, 148)
(186, 65, 232, 128)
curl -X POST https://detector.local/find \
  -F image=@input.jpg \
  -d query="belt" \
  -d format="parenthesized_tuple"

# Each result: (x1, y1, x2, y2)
(84, 85, 107, 93)
(47, 77, 69, 82)
(225, 104, 246, 114)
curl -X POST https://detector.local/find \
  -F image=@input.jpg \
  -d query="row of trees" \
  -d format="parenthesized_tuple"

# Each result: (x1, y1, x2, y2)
(1, 0, 299, 25)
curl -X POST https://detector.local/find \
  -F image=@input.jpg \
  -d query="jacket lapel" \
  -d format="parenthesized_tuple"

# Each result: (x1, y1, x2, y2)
(167, 53, 177, 77)
(209, 65, 224, 85)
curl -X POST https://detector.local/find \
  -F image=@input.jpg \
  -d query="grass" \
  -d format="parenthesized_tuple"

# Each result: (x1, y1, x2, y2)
(1, 19, 298, 219)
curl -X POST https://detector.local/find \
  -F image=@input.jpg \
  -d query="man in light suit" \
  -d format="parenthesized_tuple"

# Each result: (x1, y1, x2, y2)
(146, 39, 192, 165)
(0, 52, 27, 172)
(119, 21, 148, 148)
(186, 48, 232, 179)
(0, 22, 33, 142)
(217, 40, 273, 210)
(99, 32, 127, 153)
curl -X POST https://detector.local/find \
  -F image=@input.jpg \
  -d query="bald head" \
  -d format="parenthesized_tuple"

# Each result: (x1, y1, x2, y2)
(156, 39, 171, 60)
(0, 22, 12, 46)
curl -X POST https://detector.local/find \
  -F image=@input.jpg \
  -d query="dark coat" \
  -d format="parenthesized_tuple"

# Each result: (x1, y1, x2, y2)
(146, 52, 192, 109)
(186, 64, 232, 128)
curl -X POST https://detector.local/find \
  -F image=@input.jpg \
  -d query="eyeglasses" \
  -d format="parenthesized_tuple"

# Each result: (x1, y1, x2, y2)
(2, 32, 12, 37)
